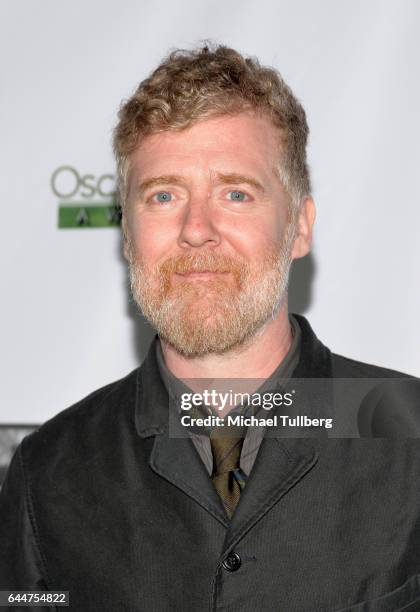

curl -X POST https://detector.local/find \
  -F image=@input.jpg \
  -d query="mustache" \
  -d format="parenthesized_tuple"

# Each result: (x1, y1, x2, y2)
(158, 252, 249, 276)
(151, 252, 250, 293)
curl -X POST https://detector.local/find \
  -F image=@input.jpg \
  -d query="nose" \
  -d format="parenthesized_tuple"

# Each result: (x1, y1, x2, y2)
(177, 195, 221, 249)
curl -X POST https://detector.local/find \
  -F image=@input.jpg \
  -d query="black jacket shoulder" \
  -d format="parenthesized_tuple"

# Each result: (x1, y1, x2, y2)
(20, 368, 139, 471)
(331, 351, 411, 379)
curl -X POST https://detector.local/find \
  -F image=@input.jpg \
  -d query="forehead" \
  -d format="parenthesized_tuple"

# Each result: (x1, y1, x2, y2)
(128, 112, 282, 180)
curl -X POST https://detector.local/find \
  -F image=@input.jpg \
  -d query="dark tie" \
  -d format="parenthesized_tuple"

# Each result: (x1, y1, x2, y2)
(210, 428, 246, 518)
(180, 399, 248, 518)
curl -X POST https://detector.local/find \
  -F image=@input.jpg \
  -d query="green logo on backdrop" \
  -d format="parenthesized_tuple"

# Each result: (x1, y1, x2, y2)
(52, 166, 121, 229)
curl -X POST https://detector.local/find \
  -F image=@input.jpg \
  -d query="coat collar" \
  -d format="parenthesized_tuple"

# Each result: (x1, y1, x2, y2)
(292, 314, 332, 379)
(135, 336, 169, 439)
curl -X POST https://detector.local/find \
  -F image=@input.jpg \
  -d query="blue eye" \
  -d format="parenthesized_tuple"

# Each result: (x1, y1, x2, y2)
(229, 191, 246, 201)
(154, 191, 172, 203)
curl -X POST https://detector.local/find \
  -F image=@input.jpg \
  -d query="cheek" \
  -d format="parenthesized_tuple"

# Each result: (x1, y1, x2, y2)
(128, 215, 176, 263)
(222, 215, 285, 257)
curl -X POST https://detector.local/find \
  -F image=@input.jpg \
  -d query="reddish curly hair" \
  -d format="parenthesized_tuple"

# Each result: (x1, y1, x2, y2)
(113, 43, 311, 212)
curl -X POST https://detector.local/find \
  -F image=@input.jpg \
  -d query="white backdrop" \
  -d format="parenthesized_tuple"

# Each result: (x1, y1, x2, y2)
(1, 0, 419, 424)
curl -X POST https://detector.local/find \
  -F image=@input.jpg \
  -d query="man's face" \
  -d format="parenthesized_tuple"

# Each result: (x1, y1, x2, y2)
(124, 112, 307, 357)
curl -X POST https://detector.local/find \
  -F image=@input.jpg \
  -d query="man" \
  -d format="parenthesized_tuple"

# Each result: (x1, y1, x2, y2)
(1, 44, 420, 611)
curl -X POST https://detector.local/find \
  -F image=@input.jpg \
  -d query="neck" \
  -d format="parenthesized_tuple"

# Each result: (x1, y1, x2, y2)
(160, 302, 293, 380)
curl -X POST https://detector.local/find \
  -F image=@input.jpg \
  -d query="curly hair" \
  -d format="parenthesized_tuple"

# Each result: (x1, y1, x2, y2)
(113, 43, 311, 212)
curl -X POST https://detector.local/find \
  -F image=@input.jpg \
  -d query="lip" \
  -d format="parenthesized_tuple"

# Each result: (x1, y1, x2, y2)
(174, 271, 229, 280)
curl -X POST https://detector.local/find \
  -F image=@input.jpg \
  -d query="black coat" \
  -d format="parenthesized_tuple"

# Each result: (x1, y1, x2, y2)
(1, 315, 420, 611)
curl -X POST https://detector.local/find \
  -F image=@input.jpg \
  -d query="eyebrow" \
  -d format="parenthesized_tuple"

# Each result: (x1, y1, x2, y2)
(214, 172, 266, 193)
(137, 175, 187, 197)
(136, 172, 266, 197)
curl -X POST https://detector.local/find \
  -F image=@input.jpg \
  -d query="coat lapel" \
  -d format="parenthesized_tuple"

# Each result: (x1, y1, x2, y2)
(135, 337, 229, 527)
(223, 436, 318, 552)
(223, 314, 333, 551)
(148, 425, 229, 527)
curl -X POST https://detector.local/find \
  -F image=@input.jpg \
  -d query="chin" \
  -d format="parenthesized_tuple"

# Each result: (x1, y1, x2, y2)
(157, 305, 264, 358)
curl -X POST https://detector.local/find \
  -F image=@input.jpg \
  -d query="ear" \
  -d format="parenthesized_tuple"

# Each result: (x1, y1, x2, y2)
(290, 196, 316, 260)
